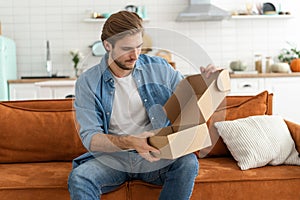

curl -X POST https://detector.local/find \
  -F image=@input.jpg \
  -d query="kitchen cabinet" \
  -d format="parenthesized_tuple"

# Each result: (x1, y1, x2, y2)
(8, 79, 76, 100)
(35, 80, 76, 99)
(264, 77, 300, 124)
(230, 78, 264, 95)
(230, 73, 300, 123)
(9, 83, 38, 100)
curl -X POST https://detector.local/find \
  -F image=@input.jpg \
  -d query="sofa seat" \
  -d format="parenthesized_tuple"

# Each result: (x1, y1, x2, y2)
(0, 162, 71, 200)
(0, 154, 299, 200)
(198, 157, 300, 182)
(0, 162, 127, 200)
(195, 157, 300, 200)
(128, 157, 300, 200)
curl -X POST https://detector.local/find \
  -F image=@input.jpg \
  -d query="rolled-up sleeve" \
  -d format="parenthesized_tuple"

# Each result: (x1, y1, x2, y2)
(74, 73, 106, 150)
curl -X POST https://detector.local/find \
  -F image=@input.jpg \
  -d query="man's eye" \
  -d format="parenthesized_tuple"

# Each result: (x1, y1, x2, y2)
(122, 48, 132, 51)
(121, 46, 142, 52)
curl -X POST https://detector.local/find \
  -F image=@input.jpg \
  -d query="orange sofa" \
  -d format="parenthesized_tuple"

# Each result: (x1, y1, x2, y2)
(0, 91, 299, 200)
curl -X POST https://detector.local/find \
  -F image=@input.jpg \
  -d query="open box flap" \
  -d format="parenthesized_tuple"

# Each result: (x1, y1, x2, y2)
(163, 69, 230, 128)
(163, 73, 208, 126)
(217, 70, 231, 92)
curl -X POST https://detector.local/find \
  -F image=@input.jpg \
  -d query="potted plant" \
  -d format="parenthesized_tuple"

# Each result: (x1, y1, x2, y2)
(278, 42, 300, 72)
(70, 49, 83, 77)
(278, 42, 300, 63)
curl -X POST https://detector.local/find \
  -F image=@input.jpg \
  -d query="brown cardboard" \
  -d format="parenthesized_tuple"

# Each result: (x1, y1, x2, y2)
(148, 69, 231, 159)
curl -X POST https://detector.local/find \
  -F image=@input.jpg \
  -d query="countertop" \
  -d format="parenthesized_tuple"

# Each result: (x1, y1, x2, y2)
(8, 78, 76, 84)
(230, 72, 300, 78)
(8, 72, 300, 84)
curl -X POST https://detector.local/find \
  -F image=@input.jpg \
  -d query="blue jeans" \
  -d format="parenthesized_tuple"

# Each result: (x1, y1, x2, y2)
(68, 151, 199, 200)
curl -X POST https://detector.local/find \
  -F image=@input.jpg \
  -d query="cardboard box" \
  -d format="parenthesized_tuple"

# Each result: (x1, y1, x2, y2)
(148, 69, 231, 159)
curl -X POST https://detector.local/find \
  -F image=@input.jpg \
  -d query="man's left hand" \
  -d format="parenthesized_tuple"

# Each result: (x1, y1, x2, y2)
(200, 64, 221, 78)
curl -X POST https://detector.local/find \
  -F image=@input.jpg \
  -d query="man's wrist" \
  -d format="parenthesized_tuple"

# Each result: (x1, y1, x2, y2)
(118, 134, 133, 150)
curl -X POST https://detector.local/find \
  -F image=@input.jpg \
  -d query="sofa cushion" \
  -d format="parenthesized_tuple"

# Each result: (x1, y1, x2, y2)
(198, 90, 271, 158)
(214, 115, 300, 170)
(0, 99, 87, 163)
(0, 162, 127, 200)
(128, 157, 300, 200)
(194, 157, 300, 200)
(285, 120, 300, 154)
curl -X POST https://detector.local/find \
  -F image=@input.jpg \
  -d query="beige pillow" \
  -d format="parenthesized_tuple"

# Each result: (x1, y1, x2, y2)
(214, 115, 300, 170)
(199, 90, 271, 158)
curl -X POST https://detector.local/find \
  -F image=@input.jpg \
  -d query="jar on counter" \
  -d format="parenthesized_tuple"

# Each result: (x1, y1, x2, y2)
(265, 56, 273, 73)
(255, 54, 262, 73)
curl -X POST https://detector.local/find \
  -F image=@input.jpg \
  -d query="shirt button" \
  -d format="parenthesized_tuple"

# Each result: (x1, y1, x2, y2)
(110, 91, 113, 95)
(106, 112, 110, 115)
(151, 117, 155, 120)
(144, 99, 147, 102)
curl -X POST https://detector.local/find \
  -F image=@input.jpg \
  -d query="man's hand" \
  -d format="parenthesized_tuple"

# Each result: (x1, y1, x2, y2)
(200, 64, 221, 78)
(127, 132, 161, 162)
(90, 131, 160, 162)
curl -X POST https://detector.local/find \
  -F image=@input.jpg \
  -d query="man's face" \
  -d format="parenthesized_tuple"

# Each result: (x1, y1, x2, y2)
(107, 32, 143, 70)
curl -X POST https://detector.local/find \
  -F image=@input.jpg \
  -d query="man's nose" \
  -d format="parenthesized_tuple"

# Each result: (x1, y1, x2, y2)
(130, 48, 140, 59)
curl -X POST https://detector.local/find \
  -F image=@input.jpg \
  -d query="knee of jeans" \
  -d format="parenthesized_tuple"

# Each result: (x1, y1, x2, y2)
(179, 153, 199, 173)
(68, 169, 81, 187)
(68, 166, 92, 187)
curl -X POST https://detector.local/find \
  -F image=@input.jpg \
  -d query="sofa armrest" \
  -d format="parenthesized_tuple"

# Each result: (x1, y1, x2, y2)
(285, 120, 300, 154)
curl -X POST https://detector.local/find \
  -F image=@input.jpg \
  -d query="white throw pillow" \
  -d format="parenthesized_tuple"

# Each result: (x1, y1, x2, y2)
(214, 115, 300, 170)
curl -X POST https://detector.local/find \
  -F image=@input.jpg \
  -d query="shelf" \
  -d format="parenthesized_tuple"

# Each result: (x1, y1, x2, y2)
(83, 18, 106, 22)
(231, 15, 293, 20)
(83, 18, 150, 23)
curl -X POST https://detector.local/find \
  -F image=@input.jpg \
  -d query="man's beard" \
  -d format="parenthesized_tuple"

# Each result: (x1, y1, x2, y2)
(111, 51, 135, 71)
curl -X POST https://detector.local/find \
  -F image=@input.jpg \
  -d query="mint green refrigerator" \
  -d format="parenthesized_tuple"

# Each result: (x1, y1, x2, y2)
(0, 36, 17, 101)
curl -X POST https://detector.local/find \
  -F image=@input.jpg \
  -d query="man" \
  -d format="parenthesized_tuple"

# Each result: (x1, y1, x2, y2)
(68, 11, 218, 200)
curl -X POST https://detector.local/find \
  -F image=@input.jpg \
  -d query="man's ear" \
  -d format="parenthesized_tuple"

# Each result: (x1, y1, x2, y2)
(103, 40, 111, 52)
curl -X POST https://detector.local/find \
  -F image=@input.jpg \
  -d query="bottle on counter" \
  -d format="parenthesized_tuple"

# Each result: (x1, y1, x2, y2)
(255, 54, 262, 73)
(265, 56, 273, 73)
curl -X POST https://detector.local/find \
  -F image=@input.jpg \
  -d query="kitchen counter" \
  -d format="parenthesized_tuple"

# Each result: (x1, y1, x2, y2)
(230, 72, 300, 78)
(8, 78, 77, 100)
(7, 78, 76, 84)
(8, 73, 300, 83)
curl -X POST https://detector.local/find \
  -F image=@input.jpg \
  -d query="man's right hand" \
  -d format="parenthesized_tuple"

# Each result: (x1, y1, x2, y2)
(126, 132, 161, 162)
(90, 131, 161, 162)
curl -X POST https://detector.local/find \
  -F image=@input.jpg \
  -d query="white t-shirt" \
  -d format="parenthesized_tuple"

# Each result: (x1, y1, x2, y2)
(109, 73, 152, 135)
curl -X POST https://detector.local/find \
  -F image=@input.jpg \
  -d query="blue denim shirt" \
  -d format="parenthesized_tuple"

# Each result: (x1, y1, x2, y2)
(73, 53, 183, 167)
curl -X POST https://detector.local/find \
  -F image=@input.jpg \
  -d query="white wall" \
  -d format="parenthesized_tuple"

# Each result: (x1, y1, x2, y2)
(0, 0, 299, 77)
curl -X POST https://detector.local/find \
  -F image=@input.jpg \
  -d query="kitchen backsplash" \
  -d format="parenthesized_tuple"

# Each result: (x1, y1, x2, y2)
(0, 0, 299, 77)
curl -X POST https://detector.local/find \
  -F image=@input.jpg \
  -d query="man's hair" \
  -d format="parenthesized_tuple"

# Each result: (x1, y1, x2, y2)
(101, 11, 143, 46)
